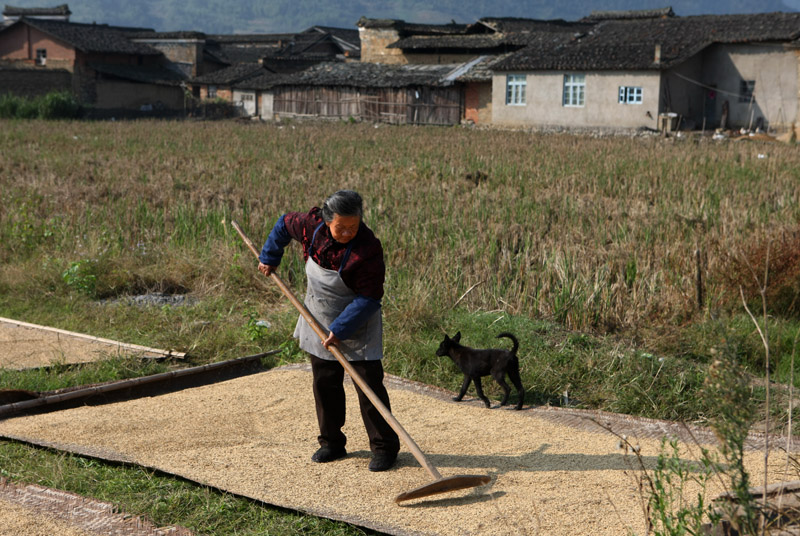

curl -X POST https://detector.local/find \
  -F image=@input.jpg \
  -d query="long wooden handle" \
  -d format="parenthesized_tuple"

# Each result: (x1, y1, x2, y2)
(231, 220, 442, 480)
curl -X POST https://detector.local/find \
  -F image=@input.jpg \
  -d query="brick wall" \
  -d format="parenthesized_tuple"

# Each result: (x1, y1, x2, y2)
(464, 81, 491, 124)
(0, 68, 72, 96)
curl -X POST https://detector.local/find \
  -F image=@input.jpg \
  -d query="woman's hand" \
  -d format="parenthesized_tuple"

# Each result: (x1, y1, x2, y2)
(322, 331, 340, 349)
(258, 263, 275, 276)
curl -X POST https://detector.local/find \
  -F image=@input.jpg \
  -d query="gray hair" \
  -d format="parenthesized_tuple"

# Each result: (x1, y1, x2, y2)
(322, 190, 363, 222)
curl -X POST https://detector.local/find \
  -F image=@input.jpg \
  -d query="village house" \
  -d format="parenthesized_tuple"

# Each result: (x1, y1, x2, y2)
(490, 8, 800, 134)
(188, 26, 361, 116)
(356, 16, 593, 125)
(0, 11, 186, 110)
(3, 4, 800, 133)
(240, 61, 469, 123)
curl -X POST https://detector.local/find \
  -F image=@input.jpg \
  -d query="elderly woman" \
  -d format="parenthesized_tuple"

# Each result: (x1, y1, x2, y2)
(258, 190, 399, 472)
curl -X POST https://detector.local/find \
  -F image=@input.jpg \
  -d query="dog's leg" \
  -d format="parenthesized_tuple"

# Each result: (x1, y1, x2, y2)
(508, 362, 525, 410)
(472, 376, 491, 408)
(454, 375, 471, 402)
(492, 371, 512, 406)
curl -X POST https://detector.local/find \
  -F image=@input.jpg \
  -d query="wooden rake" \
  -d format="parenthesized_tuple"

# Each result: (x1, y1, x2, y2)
(231, 220, 491, 503)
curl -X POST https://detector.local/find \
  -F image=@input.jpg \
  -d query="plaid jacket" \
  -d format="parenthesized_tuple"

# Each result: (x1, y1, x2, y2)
(259, 207, 384, 340)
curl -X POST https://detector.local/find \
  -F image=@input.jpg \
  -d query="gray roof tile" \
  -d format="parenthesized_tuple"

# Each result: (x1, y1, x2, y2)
(496, 12, 800, 71)
(3, 18, 159, 55)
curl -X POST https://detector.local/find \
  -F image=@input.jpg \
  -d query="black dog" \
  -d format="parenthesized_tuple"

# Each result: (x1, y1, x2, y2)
(435, 331, 524, 410)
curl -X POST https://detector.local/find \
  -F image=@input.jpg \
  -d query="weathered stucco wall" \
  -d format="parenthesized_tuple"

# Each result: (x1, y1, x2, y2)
(491, 71, 661, 129)
(136, 39, 203, 77)
(95, 81, 182, 109)
(701, 43, 797, 131)
(358, 27, 406, 64)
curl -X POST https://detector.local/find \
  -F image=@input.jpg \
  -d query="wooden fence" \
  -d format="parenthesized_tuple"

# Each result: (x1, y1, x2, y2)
(273, 85, 462, 125)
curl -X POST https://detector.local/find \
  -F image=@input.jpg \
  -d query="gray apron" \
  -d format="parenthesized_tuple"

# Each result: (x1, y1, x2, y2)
(293, 224, 383, 361)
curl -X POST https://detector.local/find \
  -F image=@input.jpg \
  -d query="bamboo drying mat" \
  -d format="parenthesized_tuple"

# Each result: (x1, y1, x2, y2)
(0, 477, 194, 536)
(0, 364, 795, 536)
(0, 317, 184, 370)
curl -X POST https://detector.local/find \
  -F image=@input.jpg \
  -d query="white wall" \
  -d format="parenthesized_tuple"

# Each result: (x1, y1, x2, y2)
(233, 89, 256, 117)
(258, 91, 274, 120)
(700, 43, 798, 131)
(492, 71, 662, 130)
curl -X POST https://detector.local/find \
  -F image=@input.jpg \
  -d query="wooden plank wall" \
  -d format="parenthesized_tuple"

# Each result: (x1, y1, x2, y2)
(273, 85, 462, 125)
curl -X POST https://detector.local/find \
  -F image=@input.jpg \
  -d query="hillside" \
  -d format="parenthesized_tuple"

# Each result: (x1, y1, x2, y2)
(5, 0, 797, 34)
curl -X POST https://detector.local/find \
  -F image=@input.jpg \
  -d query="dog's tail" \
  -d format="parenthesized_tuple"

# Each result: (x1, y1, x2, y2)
(496, 332, 519, 355)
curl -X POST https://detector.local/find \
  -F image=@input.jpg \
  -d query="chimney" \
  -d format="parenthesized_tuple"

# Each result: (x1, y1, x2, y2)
(654, 44, 661, 65)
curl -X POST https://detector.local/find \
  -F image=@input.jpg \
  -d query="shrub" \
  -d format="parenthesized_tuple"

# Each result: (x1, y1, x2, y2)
(0, 93, 20, 118)
(38, 91, 81, 119)
(0, 91, 81, 119)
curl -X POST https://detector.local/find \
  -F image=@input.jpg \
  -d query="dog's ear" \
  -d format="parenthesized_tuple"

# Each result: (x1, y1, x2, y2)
(453, 331, 461, 343)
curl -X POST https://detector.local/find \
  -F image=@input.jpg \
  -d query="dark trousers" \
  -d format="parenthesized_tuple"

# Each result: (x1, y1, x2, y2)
(310, 355, 400, 456)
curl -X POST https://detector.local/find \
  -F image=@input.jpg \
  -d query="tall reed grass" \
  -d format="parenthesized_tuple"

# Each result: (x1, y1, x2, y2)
(2, 121, 796, 327)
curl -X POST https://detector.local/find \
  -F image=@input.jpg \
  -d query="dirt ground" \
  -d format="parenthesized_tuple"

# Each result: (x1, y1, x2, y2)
(1, 363, 796, 536)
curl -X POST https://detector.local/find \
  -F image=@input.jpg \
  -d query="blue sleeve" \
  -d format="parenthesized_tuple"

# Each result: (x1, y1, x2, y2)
(329, 295, 381, 340)
(258, 215, 291, 266)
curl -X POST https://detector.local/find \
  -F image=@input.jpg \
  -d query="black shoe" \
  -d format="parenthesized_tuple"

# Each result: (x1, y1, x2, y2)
(311, 446, 347, 463)
(368, 453, 397, 472)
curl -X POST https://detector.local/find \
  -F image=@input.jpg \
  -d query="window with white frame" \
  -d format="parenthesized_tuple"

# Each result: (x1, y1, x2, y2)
(506, 74, 526, 105)
(207, 85, 217, 98)
(563, 74, 585, 107)
(739, 79, 755, 103)
(35, 48, 46, 66)
(618, 86, 642, 104)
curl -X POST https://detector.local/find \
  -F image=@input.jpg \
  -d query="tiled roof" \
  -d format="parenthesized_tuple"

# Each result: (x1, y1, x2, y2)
(3, 4, 71, 16)
(302, 26, 359, 48)
(4, 18, 160, 55)
(269, 61, 469, 88)
(232, 70, 287, 90)
(357, 17, 468, 35)
(128, 30, 207, 40)
(389, 18, 592, 51)
(474, 17, 586, 34)
(581, 7, 675, 21)
(204, 42, 280, 64)
(190, 63, 269, 85)
(207, 33, 293, 44)
(495, 12, 800, 71)
(89, 62, 187, 85)
(456, 53, 514, 82)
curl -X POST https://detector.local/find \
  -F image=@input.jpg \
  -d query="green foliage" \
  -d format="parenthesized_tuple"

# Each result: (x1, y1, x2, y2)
(244, 310, 269, 342)
(62, 259, 98, 297)
(0, 93, 19, 118)
(37, 91, 82, 119)
(647, 438, 720, 536)
(0, 91, 81, 119)
(703, 347, 759, 533)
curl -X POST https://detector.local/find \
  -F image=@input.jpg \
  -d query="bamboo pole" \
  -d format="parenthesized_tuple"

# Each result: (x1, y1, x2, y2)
(0, 351, 277, 418)
(0, 317, 186, 359)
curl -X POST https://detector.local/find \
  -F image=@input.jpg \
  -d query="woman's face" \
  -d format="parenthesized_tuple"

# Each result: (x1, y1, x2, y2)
(326, 214, 360, 244)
